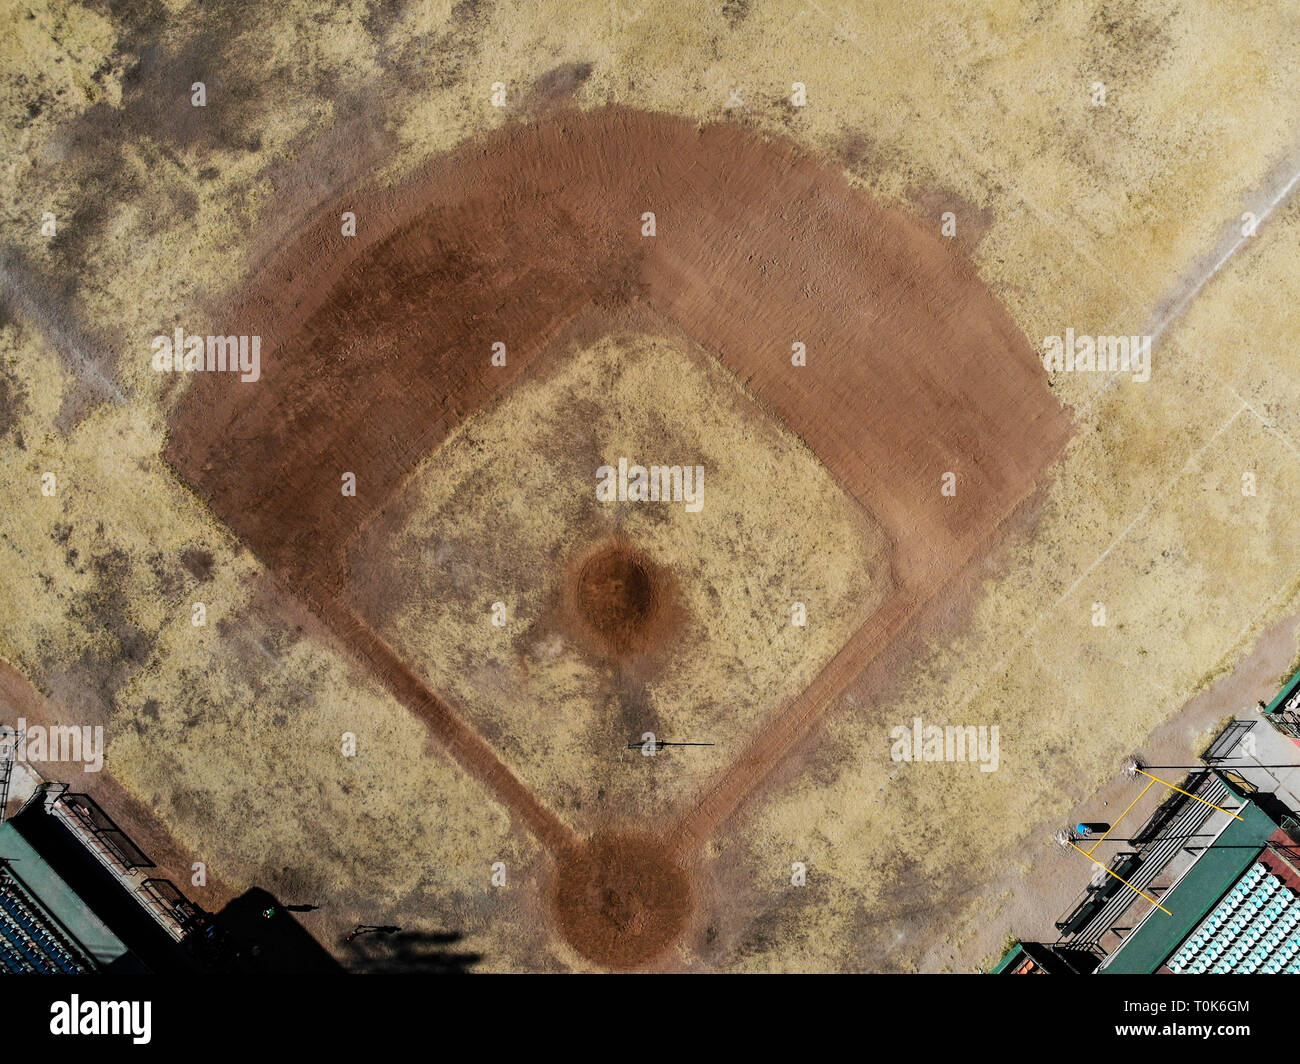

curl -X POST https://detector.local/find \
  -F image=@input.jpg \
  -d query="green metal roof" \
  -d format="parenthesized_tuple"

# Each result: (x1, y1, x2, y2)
(1100, 798, 1277, 974)
(990, 942, 1030, 973)
(0, 820, 128, 967)
(1264, 663, 1300, 716)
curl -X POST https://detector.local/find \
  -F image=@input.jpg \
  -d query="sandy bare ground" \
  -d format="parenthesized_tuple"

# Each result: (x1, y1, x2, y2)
(2, 0, 1297, 975)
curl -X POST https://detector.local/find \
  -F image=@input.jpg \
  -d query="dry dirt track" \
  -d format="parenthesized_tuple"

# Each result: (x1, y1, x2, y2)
(165, 106, 1071, 968)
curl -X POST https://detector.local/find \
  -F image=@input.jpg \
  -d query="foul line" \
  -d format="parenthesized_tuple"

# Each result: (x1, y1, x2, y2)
(947, 401, 1247, 721)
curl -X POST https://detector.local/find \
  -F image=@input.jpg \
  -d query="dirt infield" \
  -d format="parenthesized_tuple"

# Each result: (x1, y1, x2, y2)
(343, 323, 893, 856)
(166, 106, 1068, 598)
(164, 106, 1070, 968)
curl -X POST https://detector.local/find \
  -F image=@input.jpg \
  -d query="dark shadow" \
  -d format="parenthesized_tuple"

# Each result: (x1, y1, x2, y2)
(343, 929, 482, 974)
(184, 887, 342, 973)
(1250, 789, 1297, 827)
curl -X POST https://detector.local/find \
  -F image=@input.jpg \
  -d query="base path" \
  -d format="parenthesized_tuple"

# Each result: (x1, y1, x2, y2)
(313, 596, 579, 856)
(669, 588, 925, 856)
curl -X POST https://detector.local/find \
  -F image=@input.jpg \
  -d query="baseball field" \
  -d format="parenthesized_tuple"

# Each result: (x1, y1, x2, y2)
(2, 0, 1299, 971)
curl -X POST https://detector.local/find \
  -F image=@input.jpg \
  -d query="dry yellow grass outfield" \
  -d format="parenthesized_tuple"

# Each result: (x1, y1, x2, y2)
(6, 0, 1295, 409)
(0, 0, 120, 152)
(0, 0, 1298, 971)
(350, 331, 887, 835)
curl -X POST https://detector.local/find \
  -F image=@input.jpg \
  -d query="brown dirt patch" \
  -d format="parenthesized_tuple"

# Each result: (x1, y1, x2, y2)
(551, 830, 692, 969)
(564, 540, 681, 661)
(164, 104, 1070, 603)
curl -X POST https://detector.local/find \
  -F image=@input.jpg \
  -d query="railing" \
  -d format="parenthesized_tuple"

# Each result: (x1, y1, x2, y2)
(0, 874, 93, 973)
(38, 783, 191, 942)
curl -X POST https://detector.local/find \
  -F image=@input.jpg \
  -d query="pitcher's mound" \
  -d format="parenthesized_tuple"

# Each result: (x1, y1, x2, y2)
(565, 543, 680, 660)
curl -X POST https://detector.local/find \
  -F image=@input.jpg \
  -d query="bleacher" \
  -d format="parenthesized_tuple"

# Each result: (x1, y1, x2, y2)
(1061, 774, 1229, 948)
(0, 870, 93, 974)
(1167, 862, 1300, 974)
